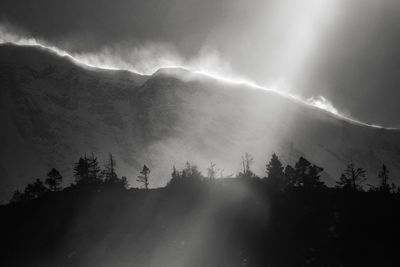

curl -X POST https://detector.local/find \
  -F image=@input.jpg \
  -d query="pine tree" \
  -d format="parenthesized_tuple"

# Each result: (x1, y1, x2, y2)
(171, 165, 179, 180)
(23, 179, 48, 200)
(266, 153, 285, 190)
(137, 165, 150, 189)
(103, 153, 118, 184)
(307, 164, 325, 188)
(377, 164, 390, 193)
(284, 164, 296, 188)
(74, 156, 90, 185)
(118, 176, 129, 189)
(74, 153, 101, 185)
(336, 163, 366, 192)
(336, 174, 353, 191)
(294, 157, 311, 187)
(87, 153, 101, 183)
(45, 168, 63, 191)
(294, 157, 325, 188)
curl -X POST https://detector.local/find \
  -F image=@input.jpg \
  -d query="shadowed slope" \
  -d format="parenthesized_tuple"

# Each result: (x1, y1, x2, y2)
(1, 179, 400, 266)
(1, 44, 400, 200)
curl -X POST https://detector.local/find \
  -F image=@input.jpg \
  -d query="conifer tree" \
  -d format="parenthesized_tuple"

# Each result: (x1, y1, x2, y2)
(266, 153, 285, 190)
(284, 164, 296, 188)
(24, 179, 48, 200)
(88, 153, 101, 183)
(74, 153, 101, 185)
(137, 165, 150, 189)
(102, 153, 118, 184)
(74, 156, 90, 185)
(377, 164, 390, 193)
(45, 168, 63, 191)
(336, 163, 366, 192)
(171, 165, 179, 180)
(294, 157, 325, 188)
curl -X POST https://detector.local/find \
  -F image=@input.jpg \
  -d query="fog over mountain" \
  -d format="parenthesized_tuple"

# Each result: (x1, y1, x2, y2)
(1, 43, 400, 200)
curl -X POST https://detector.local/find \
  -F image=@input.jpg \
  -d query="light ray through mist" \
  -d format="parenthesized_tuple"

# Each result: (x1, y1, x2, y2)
(0, 26, 392, 130)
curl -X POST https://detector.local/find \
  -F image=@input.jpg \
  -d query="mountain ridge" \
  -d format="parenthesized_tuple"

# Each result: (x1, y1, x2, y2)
(1, 43, 400, 200)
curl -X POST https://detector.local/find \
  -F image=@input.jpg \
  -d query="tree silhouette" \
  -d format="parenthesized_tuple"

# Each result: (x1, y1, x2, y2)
(284, 165, 296, 188)
(307, 164, 325, 188)
(181, 162, 202, 180)
(171, 165, 179, 181)
(23, 179, 48, 200)
(10, 190, 23, 203)
(336, 174, 352, 191)
(74, 154, 101, 185)
(102, 153, 118, 184)
(118, 176, 129, 189)
(336, 163, 366, 192)
(137, 165, 150, 189)
(207, 162, 218, 180)
(377, 164, 391, 193)
(45, 168, 62, 191)
(294, 157, 325, 188)
(238, 153, 257, 179)
(74, 156, 90, 185)
(88, 153, 101, 182)
(169, 162, 204, 186)
(266, 153, 285, 190)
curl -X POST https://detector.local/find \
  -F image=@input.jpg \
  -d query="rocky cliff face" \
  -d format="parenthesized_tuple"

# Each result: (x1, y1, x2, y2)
(1, 43, 400, 200)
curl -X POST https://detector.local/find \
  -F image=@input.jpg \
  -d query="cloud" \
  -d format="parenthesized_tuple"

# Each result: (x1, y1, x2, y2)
(307, 96, 339, 115)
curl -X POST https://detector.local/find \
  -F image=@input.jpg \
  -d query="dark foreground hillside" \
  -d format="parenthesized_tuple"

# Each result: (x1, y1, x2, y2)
(1, 178, 400, 267)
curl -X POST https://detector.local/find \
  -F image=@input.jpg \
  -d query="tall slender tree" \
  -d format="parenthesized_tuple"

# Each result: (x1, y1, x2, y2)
(377, 164, 390, 193)
(238, 153, 256, 179)
(103, 153, 118, 184)
(137, 165, 150, 189)
(74, 156, 90, 185)
(171, 165, 179, 180)
(88, 153, 101, 182)
(284, 164, 296, 187)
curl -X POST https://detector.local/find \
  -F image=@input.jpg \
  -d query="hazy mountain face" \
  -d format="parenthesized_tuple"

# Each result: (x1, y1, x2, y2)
(1, 43, 400, 200)
(2, 0, 400, 127)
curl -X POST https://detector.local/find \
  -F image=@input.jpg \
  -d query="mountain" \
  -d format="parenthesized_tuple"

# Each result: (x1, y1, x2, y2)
(1, 43, 400, 200)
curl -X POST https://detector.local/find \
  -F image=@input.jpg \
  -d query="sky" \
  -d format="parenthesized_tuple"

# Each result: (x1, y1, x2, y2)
(1, 0, 400, 127)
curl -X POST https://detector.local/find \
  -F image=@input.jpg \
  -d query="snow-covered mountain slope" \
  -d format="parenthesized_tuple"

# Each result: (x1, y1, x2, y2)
(1, 43, 400, 200)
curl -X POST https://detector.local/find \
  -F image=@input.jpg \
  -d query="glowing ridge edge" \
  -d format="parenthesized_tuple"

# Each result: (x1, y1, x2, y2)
(0, 39, 394, 130)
